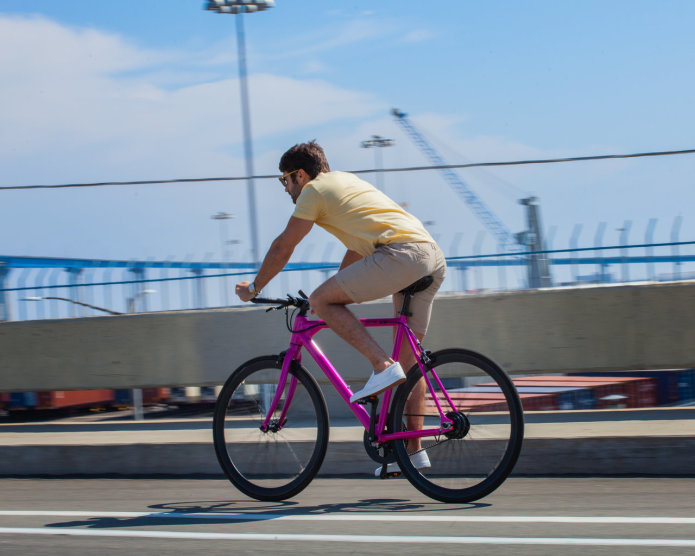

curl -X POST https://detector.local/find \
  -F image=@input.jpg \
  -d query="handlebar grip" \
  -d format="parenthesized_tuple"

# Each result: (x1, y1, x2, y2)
(251, 297, 284, 304)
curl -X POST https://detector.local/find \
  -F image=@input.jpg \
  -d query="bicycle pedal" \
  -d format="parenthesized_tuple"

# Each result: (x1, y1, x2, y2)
(378, 470, 402, 480)
(356, 395, 378, 405)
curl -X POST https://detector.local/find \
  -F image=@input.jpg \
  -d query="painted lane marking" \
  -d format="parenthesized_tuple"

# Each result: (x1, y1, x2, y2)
(0, 510, 694, 525)
(0, 527, 694, 546)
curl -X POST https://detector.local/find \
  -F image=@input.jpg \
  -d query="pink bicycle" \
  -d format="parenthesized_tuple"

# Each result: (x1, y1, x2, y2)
(213, 276, 524, 503)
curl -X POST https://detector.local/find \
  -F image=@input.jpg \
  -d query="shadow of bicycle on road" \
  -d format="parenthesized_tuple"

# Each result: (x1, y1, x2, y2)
(45, 496, 490, 530)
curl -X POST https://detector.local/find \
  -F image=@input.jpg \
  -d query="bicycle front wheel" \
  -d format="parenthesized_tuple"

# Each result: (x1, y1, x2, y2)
(390, 348, 524, 503)
(213, 355, 329, 501)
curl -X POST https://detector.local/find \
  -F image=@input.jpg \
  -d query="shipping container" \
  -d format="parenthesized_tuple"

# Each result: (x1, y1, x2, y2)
(168, 386, 201, 404)
(544, 376, 656, 408)
(35, 389, 114, 410)
(571, 370, 680, 406)
(435, 388, 557, 412)
(114, 389, 132, 406)
(9, 392, 37, 409)
(143, 388, 170, 404)
(510, 376, 655, 409)
(200, 386, 217, 403)
(515, 379, 624, 409)
(114, 388, 171, 407)
(481, 379, 596, 410)
(426, 391, 509, 412)
(476, 385, 593, 411)
(677, 369, 695, 402)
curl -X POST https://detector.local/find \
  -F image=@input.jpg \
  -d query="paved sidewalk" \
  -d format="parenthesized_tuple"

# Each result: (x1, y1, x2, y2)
(1, 408, 693, 476)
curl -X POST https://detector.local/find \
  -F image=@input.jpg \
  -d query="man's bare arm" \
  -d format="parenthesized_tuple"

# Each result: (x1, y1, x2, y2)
(236, 217, 313, 301)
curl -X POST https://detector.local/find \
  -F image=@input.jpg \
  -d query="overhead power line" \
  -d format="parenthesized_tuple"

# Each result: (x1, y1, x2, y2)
(2, 147, 695, 191)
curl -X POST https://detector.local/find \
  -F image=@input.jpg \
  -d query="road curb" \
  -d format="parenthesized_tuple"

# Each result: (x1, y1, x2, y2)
(1, 435, 694, 477)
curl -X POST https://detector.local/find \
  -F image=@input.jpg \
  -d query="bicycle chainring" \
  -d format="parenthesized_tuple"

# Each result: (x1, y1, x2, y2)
(363, 430, 397, 464)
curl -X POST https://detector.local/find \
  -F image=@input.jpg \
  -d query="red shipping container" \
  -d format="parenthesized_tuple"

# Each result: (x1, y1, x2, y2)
(142, 388, 170, 405)
(427, 390, 556, 412)
(36, 390, 115, 410)
(514, 380, 625, 409)
(511, 376, 649, 408)
(426, 393, 506, 413)
(523, 393, 558, 411)
(590, 377, 656, 408)
(525, 375, 655, 406)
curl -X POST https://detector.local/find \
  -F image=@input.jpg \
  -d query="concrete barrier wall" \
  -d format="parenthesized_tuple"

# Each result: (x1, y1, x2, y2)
(1, 281, 694, 392)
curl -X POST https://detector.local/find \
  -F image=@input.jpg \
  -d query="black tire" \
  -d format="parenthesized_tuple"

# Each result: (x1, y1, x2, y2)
(390, 348, 524, 503)
(213, 355, 329, 501)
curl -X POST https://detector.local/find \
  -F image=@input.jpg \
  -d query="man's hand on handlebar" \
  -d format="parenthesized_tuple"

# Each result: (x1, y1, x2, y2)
(235, 281, 255, 302)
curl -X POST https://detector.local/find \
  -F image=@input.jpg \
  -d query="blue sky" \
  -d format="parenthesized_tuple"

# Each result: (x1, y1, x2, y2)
(1, 1, 694, 281)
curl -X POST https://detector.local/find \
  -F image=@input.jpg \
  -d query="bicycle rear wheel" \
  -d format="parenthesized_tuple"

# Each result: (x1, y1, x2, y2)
(390, 348, 524, 503)
(213, 355, 329, 501)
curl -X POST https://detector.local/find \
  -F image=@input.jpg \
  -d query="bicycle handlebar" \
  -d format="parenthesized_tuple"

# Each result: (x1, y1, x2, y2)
(251, 291, 311, 314)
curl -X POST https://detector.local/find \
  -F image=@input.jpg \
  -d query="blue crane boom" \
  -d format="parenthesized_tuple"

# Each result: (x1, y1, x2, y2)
(391, 108, 517, 251)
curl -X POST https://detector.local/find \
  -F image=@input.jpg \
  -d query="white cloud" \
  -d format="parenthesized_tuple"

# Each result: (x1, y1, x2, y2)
(2, 13, 686, 266)
(0, 14, 381, 185)
(0, 14, 386, 260)
(0, 14, 164, 76)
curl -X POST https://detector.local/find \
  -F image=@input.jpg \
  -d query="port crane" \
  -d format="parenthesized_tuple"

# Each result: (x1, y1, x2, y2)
(391, 108, 551, 286)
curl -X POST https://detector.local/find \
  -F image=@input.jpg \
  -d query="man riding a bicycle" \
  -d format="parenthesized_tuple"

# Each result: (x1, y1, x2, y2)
(236, 140, 447, 471)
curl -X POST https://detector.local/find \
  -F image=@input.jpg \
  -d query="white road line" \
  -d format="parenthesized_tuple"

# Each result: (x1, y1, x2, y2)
(0, 510, 694, 524)
(0, 527, 694, 546)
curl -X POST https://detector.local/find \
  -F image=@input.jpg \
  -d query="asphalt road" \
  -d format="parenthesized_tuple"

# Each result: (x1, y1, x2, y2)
(0, 477, 693, 555)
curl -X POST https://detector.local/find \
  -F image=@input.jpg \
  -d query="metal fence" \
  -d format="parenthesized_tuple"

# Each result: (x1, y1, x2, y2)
(2, 238, 694, 322)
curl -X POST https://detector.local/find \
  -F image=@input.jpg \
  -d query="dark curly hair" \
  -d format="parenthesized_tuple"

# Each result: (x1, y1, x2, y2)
(279, 141, 331, 180)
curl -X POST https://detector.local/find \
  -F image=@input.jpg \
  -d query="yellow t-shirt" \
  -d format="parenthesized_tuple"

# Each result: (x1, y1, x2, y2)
(292, 171, 434, 257)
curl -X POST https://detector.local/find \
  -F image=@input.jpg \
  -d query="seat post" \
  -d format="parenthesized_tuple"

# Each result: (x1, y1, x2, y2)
(397, 275, 434, 317)
(400, 292, 413, 317)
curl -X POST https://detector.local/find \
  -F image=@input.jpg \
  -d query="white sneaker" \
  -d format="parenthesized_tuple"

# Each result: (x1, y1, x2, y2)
(349, 362, 407, 403)
(374, 451, 431, 477)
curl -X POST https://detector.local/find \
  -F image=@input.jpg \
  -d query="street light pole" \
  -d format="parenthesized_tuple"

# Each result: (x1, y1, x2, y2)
(127, 289, 156, 314)
(206, 0, 274, 268)
(212, 211, 235, 305)
(125, 288, 155, 421)
(235, 14, 260, 268)
(361, 135, 394, 193)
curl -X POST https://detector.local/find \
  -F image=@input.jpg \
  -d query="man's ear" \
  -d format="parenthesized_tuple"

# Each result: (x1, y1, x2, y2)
(296, 168, 310, 184)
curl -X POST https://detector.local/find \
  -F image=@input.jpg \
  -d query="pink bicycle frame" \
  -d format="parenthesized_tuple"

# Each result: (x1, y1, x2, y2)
(260, 311, 456, 444)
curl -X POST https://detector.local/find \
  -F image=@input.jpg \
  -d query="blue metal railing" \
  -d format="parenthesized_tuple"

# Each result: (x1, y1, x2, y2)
(1, 240, 694, 321)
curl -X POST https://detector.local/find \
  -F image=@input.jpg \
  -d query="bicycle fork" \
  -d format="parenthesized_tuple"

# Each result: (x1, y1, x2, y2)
(258, 349, 300, 433)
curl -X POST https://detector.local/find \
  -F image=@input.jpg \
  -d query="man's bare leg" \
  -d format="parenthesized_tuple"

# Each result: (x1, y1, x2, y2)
(309, 277, 393, 373)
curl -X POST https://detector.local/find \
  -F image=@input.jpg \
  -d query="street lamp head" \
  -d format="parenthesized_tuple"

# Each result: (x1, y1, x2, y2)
(212, 212, 235, 220)
(205, 0, 275, 13)
(361, 136, 395, 149)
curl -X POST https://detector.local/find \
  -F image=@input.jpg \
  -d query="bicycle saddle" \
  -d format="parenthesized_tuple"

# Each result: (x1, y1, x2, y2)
(399, 275, 434, 296)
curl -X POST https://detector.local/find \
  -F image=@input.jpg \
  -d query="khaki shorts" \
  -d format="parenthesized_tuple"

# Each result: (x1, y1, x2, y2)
(334, 242, 446, 335)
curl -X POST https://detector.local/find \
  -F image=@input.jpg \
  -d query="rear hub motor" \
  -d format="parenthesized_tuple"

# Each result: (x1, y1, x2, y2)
(444, 411, 470, 440)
